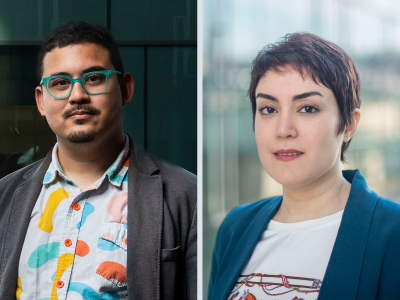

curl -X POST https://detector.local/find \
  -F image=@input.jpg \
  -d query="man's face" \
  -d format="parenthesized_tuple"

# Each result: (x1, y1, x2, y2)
(254, 69, 353, 188)
(36, 43, 132, 144)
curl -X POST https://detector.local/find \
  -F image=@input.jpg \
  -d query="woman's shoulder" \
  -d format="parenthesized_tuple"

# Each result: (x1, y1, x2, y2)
(213, 196, 282, 263)
(218, 196, 282, 235)
(373, 196, 400, 230)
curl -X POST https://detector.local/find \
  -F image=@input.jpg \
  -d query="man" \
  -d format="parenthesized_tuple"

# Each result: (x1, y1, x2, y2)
(0, 22, 196, 300)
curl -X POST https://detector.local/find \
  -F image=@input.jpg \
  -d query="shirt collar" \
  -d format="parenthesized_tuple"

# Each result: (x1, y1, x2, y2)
(43, 133, 130, 189)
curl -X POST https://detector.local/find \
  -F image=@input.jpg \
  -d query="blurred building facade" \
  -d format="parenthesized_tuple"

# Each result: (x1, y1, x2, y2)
(0, 0, 197, 177)
(203, 0, 400, 297)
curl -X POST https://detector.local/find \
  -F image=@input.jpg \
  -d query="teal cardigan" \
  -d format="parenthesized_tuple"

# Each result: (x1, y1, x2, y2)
(209, 170, 400, 300)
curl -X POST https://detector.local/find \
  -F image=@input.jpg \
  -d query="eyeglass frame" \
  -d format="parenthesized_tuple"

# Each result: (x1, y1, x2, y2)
(40, 70, 122, 99)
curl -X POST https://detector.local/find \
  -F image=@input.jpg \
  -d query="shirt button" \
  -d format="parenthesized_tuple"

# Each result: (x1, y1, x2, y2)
(73, 203, 81, 211)
(124, 238, 127, 245)
(56, 280, 64, 288)
(65, 239, 72, 247)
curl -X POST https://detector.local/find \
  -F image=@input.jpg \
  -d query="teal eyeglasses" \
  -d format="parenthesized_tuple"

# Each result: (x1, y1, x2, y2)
(40, 70, 122, 99)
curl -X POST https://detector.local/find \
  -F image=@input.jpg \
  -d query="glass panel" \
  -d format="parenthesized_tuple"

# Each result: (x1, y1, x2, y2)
(120, 47, 145, 149)
(0, 105, 56, 178)
(147, 46, 197, 174)
(203, 0, 400, 296)
(0, 1, 39, 40)
(58, 0, 107, 29)
(111, 0, 196, 41)
(0, 46, 38, 106)
(0, 0, 106, 41)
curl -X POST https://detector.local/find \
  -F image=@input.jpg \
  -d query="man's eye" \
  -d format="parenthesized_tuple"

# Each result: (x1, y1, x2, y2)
(260, 107, 276, 115)
(86, 75, 100, 82)
(51, 78, 69, 87)
(84, 73, 106, 85)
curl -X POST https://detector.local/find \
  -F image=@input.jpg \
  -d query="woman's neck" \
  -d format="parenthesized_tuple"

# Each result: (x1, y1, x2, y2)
(272, 167, 351, 223)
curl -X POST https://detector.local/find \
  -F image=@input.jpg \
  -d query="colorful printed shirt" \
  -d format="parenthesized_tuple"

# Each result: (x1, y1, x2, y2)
(228, 210, 343, 300)
(17, 135, 130, 300)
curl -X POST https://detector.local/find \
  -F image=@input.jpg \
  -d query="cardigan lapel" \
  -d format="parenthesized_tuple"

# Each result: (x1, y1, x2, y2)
(0, 153, 51, 299)
(126, 140, 164, 300)
(318, 170, 378, 299)
(212, 196, 282, 300)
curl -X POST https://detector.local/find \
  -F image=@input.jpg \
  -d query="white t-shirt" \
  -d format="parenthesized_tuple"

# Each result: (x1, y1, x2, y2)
(227, 210, 343, 300)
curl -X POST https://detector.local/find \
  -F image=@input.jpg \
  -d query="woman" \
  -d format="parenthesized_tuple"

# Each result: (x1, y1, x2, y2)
(208, 33, 400, 300)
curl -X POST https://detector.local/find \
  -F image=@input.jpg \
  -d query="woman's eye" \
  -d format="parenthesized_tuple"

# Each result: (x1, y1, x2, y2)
(299, 106, 317, 114)
(260, 107, 276, 115)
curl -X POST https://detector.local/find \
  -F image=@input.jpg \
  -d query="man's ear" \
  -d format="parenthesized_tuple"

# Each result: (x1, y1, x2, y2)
(35, 86, 46, 117)
(344, 108, 361, 142)
(120, 73, 134, 106)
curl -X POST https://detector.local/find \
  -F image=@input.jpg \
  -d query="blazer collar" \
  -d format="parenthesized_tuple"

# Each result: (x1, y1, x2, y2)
(0, 152, 51, 299)
(318, 169, 378, 299)
(213, 196, 282, 300)
(126, 137, 164, 299)
(127, 138, 159, 176)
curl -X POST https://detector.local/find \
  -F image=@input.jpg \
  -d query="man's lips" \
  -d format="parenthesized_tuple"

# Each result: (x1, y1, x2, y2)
(63, 105, 101, 119)
(70, 110, 92, 116)
(68, 111, 93, 119)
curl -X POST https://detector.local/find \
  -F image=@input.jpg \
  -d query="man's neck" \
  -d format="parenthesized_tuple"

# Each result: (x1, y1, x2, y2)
(56, 132, 126, 191)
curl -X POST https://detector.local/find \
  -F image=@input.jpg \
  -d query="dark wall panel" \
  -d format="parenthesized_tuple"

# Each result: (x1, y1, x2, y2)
(120, 47, 145, 149)
(147, 46, 197, 174)
(0, 0, 107, 41)
(0, 46, 38, 106)
(111, 0, 196, 41)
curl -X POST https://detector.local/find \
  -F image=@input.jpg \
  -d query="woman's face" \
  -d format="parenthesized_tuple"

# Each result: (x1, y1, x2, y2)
(255, 69, 347, 187)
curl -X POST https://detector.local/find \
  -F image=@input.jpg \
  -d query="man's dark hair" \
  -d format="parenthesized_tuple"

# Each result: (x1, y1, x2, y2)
(248, 33, 361, 162)
(37, 21, 124, 81)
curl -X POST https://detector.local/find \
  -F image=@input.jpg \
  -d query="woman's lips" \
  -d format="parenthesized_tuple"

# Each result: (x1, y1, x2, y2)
(274, 149, 303, 162)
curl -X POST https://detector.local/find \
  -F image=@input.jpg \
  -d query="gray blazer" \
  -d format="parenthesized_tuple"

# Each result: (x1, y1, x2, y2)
(0, 138, 197, 300)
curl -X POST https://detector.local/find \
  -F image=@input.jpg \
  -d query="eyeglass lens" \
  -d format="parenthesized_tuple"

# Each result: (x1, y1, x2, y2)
(47, 72, 108, 98)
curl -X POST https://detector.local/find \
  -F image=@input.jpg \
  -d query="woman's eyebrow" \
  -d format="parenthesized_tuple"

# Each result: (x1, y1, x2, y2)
(256, 91, 323, 102)
(256, 93, 278, 102)
(293, 91, 323, 101)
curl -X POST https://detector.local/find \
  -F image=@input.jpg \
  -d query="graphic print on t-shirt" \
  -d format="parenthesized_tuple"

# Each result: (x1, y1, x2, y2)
(228, 272, 322, 299)
(227, 210, 343, 300)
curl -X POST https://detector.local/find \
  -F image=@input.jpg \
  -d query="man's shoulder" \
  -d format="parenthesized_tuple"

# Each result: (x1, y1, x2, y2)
(0, 159, 46, 211)
(0, 159, 44, 189)
(134, 147, 196, 196)
(150, 154, 196, 186)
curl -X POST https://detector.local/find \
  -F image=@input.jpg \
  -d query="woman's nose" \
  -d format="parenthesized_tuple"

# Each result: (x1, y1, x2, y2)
(275, 114, 297, 139)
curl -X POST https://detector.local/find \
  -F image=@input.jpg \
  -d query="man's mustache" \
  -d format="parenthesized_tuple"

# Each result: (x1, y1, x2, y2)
(63, 105, 101, 118)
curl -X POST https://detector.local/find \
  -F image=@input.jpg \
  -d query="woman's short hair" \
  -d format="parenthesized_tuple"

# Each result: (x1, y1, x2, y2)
(248, 33, 361, 161)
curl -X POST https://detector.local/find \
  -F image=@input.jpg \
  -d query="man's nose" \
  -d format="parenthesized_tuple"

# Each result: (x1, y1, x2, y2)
(68, 81, 90, 103)
(275, 113, 298, 139)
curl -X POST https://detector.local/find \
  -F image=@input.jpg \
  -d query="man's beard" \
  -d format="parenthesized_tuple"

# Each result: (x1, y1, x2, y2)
(67, 130, 96, 143)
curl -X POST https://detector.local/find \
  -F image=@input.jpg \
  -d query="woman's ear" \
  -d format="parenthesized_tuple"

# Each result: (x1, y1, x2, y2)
(344, 108, 361, 142)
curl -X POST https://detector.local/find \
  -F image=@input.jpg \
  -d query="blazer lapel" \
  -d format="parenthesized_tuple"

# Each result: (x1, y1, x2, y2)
(0, 154, 51, 299)
(319, 170, 378, 299)
(212, 196, 282, 300)
(126, 141, 163, 300)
